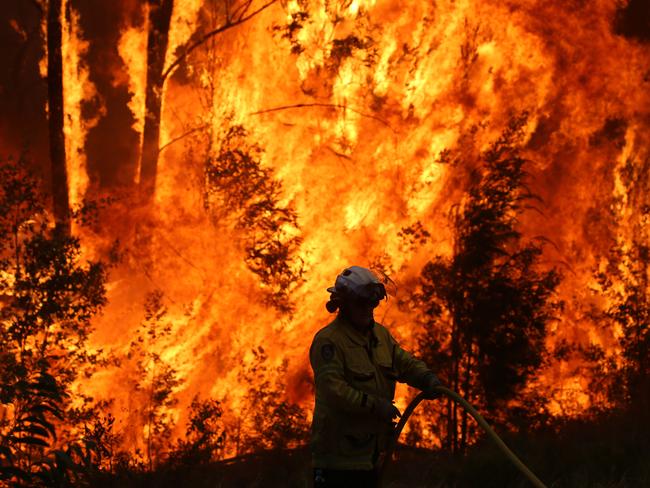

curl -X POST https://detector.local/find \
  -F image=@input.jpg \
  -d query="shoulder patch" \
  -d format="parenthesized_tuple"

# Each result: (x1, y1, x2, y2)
(321, 343, 335, 361)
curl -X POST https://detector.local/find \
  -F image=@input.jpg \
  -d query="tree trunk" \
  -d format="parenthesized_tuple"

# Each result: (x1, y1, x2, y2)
(450, 314, 460, 453)
(47, 0, 70, 234)
(445, 390, 452, 451)
(139, 0, 174, 200)
(460, 340, 472, 451)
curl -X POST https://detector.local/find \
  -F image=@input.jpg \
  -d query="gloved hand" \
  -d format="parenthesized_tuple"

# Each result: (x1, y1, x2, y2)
(421, 372, 443, 400)
(374, 397, 402, 423)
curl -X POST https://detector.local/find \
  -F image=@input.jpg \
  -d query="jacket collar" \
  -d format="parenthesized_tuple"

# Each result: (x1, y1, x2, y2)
(336, 315, 380, 347)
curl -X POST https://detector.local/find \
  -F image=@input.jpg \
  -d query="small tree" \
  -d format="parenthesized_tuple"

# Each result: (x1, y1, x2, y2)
(124, 290, 180, 471)
(0, 158, 106, 484)
(234, 346, 308, 455)
(593, 152, 650, 415)
(415, 116, 561, 451)
(170, 396, 226, 467)
(204, 125, 304, 314)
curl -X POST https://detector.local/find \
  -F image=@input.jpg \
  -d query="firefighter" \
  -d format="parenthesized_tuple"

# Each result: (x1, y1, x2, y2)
(310, 266, 442, 487)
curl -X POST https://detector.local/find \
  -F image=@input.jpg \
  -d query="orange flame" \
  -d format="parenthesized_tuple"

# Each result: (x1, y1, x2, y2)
(50, 0, 650, 453)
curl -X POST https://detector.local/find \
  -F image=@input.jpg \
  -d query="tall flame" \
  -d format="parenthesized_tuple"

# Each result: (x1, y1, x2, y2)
(117, 4, 148, 137)
(47, 0, 650, 452)
(61, 0, 96, 208)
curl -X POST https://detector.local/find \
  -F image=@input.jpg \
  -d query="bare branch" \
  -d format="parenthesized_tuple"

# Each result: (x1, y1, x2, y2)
(157, 233, 203, 273)
(158, 124, 210, 154)
(30, 0, 44, 16)
(250, 103, 397, 132)
(230, 0, 254, 23)
(161, 0, 278, 82)
(326, 146, 352, 160)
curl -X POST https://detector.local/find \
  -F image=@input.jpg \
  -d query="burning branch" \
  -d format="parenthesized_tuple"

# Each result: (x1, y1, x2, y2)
(250, 103, 396, 132)
(161, 0, 279, 82)
(158, 124, 210, 155)
(140, 0, 279, 200)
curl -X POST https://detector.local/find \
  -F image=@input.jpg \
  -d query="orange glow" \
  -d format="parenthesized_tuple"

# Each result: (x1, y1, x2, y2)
(118, 3, 148, 137)
(61, 0, 95, 210)
(47, 0, 650, 454)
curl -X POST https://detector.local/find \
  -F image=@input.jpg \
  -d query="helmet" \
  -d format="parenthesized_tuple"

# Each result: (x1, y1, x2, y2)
(326, 266, 387, 312)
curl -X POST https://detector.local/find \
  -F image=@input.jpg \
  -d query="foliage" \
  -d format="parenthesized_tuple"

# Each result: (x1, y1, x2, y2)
(592, 152, 650, 415)
(0, 158, 107, 485)
(82, 409, 650, 487)
(398, 221, 431, 252)
(235, 346, 309, 454)
(61, 398, 122, 476)
(272, 9, 309, 54)
(413, 116, 561, 451)
(169, 396, 226, 467)
(125, 290, 181, 471)
(273, 0, 377, 68)
(387, 408, 650, 488)
(204, 125, 304, 314)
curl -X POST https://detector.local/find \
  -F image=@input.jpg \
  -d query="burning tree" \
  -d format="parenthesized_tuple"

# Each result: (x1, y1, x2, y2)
(138, 0, 174, 199)
(169, 396, 226, 467)
(2, 0, 648, 483)
(415, 117, 562, 452)
(0, 158, 107, 484)
(234, 346, 308, 455)
(204, 124, 304, 314)
(123, 290, 181, 471)
(45, 0, 70, 234)
(138, 0, 278, 200)
(593, 151, 650, 416)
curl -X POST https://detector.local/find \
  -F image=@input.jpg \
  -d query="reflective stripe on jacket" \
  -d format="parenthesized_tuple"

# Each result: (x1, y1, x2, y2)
(309, 315, 431, 470)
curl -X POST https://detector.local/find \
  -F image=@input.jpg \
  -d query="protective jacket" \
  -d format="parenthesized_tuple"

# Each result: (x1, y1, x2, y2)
(309, 315, 432, 470)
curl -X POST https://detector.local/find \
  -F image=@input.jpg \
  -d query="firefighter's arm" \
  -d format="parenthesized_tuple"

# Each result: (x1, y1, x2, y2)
(310, 338, 376, 414)
(390, 336, 437, 391)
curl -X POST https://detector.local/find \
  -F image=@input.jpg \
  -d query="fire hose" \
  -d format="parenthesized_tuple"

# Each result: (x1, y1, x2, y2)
(378, 386, 548, 488)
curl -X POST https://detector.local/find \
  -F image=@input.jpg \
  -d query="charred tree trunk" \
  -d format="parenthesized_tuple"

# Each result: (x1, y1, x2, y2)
(445, 388, 452, 451)
(460, 341, 472, 451)
(139, 0, 174, 201)
(450, 314, 460, 453)
(631, 227, 650, 417)
(47, 0, 70, 234)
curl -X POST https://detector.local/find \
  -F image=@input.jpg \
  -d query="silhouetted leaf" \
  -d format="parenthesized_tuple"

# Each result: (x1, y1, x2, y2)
(13, 435, 49, 447)
(0, 466, 32, 482)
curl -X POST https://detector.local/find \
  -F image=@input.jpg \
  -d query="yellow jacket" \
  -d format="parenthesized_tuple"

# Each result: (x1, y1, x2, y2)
(309, 315, 432, 470)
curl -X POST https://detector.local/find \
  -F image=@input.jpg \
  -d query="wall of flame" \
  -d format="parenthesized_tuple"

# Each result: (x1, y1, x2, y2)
(2, 0, 649, 452)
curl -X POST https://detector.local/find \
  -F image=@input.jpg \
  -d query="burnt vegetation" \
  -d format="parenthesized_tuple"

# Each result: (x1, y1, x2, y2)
(593, 152, 650, 415)
(0, 159, 107, 485)
(413, 115, 562, 453)
(204, 124, 305, 315)
(0, 158, 310, 486)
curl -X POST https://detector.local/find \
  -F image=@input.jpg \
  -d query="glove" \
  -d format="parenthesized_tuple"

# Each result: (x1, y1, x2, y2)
(374, 397, 402, 423)
(421, 372, 443, 400)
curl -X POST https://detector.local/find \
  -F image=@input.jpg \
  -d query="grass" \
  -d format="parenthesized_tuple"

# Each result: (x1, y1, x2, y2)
(91, 410, 649, 487)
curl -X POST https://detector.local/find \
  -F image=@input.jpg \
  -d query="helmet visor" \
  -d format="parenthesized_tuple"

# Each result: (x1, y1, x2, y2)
(354, 282, 387, 307)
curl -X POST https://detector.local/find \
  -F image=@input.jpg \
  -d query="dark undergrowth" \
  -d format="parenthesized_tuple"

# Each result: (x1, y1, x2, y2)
(89, 409, 649, 488)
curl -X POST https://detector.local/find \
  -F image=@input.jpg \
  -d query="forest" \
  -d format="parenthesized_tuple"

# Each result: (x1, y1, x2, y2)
(0, 0, 649, 486)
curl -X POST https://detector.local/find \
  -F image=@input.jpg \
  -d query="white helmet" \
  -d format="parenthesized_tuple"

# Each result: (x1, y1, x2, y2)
(326, 266, 387, 307)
